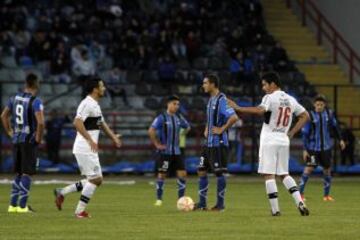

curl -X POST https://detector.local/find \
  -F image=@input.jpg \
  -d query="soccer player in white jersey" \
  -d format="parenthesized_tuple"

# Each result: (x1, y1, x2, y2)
(228, 72, 310, 216)
(54, 77, 122, 218)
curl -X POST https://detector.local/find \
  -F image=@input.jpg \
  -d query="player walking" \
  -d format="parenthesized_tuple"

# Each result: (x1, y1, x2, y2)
(54, 77, 121, 218)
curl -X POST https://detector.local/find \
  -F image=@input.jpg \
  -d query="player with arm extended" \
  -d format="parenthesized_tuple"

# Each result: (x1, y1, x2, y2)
(53, 77, 121, 218)
(1, 73, 45, 213)
(228, 72, 310, 216)
(299, 95, 346, 202)
(148, 95, 191, 206)
(194, 74, 238, 211)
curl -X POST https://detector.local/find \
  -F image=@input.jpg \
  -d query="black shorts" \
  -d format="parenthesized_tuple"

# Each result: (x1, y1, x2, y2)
(156, 154, 185, 173)
(198, 146, 228, 173)
(306, 150, 332, 169)
(13, 143, 38, 175)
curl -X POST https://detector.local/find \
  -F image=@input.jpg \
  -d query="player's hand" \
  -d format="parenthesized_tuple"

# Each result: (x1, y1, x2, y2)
(339, 140, 346, 150)
(287, 131, 295, 139)
(88, 139, 98, 153)
(227, 99, 239, 111)
(35, 135, 42, 145)
(155, 143, 166, 150)
(204, 130, 208, 138)
(113, 134, 122, 148)
(212, 126, 224, 135)
(7, 130, 13, 138)
(303, 150, 309, 162)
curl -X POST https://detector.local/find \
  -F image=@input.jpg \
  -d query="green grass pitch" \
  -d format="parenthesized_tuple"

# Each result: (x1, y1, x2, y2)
(0, 176, 359, 240)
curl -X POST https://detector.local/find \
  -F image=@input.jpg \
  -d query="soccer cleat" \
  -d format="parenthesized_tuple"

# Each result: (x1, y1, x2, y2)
(75, 211, 91, 219)
(323, 195, 335, 202)
(8, 205, 18, 213)
(210, 205, 225, 212)
(154, 200, 162, 206)
(271, 211, 281, 217)
(17, 205, 35, 213)
(54, 188, 64, 210)
(297, 202, 310, 216)
(193, 203, 208, 211)
(301, 194, 306, 201)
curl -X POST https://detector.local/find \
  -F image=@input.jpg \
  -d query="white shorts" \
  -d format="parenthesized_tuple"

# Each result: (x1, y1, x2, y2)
(258, 144, 289, 175)
(74, 153, 102, 179)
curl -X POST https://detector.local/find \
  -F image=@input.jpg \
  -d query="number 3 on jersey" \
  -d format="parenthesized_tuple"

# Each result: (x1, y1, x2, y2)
(276, 107, 291, 127)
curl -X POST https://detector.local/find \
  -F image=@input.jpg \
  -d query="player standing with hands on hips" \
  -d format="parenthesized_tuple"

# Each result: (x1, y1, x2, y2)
(194, 74, 238, 211)
(54, 77, 122, 218)
(228, 72, 310, 216)
(148, 95, 191, 206)
(1, 73, 45, 213)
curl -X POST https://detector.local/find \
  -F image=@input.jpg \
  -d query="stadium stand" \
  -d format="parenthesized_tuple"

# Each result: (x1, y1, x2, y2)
(0, 0, 358, 174)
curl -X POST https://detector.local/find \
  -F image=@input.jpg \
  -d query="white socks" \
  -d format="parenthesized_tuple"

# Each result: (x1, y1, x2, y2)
(75, 182, 97, 214)
(265, 179, 280, 214)
(61, 179, 87, 196)
(282, 176, 302, 206)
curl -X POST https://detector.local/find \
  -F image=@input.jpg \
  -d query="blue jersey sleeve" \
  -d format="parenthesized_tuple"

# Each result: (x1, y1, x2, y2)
(151, 115, 163, 130)
(219, 97, 235, 118)
(178, 114, 190, 129)
(301, 121, 311, 150)
(33, 98, 44, 112)
(6, 97, 14, 111)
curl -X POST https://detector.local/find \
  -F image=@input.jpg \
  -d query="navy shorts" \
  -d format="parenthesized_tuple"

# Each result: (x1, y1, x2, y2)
(13, 143, 38, 175)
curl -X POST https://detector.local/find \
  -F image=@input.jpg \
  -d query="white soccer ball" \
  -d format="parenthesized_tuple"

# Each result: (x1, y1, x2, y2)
(177, 196, 194, 212)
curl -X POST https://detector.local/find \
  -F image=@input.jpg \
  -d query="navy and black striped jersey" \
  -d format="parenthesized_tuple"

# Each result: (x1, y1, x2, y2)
(302, 109, 342, 151)
(206, 93, 236, 147)
(6, 92, 44, 144)
(151, 112, 190, 155)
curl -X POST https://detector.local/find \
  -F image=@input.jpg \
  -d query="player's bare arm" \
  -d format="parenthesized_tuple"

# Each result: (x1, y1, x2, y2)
(288, 111, 310, 139)
(1, 107, 13, 138)
(148, 127, 166, 150)
(227, 99, 266, 115)
(34, 110, 45, 144)
(204, 124, 208, 138)
(73, 118, 98, 152)
(100, 121, 122, 148)
(212, 114, 238, 135)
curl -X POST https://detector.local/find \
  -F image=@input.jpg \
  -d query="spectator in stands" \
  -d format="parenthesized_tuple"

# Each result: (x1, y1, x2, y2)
(184, 31, 201, 64)
(104, 68, 130, 108)
(9, 25, 31, 63)
(340, 122, 356, 166)
(158, 55, 176, 86)
(51, 42, 70, 83)
(46, 109, 70, 165)
(172, 36, 187, 59)
(72, 49, 96, 97)
(269, 42, 291, 72)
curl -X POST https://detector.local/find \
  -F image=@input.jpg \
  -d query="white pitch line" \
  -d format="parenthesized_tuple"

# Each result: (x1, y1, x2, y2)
(0, 179, 136, 185)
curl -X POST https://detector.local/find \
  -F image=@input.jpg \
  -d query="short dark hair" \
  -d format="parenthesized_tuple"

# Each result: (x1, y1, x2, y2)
(205, 74, 220, 88)
(25, 73, 38, 89)
(167, 95, 180, 103)
(261, 72, 281, 87)
(85, 77, 102, 94)
(314, 94, 327, 103)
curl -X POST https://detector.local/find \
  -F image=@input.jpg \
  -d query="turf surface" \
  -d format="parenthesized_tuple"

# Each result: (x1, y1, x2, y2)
(0, 176, 359, 240)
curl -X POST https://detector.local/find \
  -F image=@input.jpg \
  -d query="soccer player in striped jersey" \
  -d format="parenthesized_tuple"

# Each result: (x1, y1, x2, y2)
(299, 95, 346, 201)
(148, 95, 191, 206)
(228, 72, 310, 216)
(1, 73, 45, 213)
(194, 74, 238, 211)
(53, 77, 122, 218)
